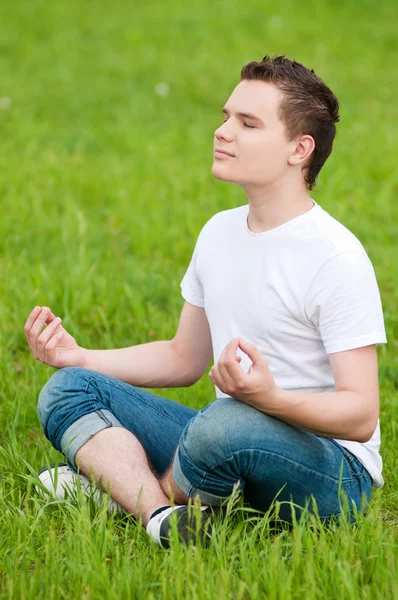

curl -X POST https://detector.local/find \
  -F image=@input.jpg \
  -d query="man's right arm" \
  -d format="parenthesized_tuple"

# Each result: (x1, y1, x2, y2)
(25, 302, 213, 389)
(83, 340, 198, 388)
(83, 301, 214, 387)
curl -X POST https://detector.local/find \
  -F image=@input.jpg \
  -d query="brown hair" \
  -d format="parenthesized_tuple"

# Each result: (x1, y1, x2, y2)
(240, 55, 340, 190)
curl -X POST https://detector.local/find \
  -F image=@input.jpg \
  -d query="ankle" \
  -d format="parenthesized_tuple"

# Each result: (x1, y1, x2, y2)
(143, 504, 171, 527)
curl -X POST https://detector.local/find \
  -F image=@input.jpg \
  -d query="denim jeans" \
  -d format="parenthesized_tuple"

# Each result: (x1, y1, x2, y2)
(37, 367, 373, 525)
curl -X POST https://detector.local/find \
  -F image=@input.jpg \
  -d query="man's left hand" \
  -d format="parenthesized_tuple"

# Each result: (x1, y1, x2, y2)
(208, 337, 280, 410)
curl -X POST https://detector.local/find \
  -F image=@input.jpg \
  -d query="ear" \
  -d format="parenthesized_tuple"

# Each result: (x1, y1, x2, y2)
(287, 134, 315, 167)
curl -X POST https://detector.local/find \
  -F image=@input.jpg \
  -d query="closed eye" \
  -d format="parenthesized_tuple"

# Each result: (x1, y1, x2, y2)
(222, 119, 255, 128)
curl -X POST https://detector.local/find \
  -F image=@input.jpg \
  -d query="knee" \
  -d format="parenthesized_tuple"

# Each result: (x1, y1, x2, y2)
(179, 397, 283, 468)
(179, 397, 249, 467)
(37, 367, 88, 430)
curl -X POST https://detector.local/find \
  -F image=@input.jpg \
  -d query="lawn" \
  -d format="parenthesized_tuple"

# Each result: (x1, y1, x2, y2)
(0, 0, 397, 598)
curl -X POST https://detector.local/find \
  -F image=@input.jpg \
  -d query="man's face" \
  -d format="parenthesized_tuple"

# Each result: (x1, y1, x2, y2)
(212, 80, 297, 188)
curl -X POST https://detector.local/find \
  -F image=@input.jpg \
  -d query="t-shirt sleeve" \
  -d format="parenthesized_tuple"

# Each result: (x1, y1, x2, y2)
(304, 250, 387, 354)
(180, 229, 205, 308)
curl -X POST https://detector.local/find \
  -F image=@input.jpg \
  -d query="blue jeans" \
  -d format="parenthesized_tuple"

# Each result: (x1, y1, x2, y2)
(37, 367, 373, 525)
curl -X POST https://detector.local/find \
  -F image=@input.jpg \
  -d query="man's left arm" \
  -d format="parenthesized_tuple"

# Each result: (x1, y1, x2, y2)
(258, 345, 380, 443)
(208, 339, 380, 443)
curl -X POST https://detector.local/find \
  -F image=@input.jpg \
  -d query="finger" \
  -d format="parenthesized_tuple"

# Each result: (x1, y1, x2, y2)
(238, 338, 261, 365)
(44, 329, 65, 362)
(45, 309, 57, 324)
(208, 364, 225, 392)
(36, 317, 63, 360)
(217, 339, 239, 377)
(217, 338, 232, 365)
(26, 306, 48, 354)
(45, 329, 64, 352)
(29, 307, 52, 356)
(219, 337, 239, 362)
(212, 338, 242, 392)
(24, 306, 42, 336)
(219, 338, 242, 384)
(217, 360, 237, 391)
(221, 359, 246, 391)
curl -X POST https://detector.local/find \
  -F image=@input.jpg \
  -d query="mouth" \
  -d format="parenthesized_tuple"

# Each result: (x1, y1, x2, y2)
(214, 148, 235, 158)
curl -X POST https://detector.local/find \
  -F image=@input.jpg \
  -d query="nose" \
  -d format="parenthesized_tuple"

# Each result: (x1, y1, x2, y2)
(214, 121, 234, 143)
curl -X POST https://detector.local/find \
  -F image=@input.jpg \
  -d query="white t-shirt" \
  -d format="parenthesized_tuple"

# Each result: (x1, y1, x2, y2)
(180, 200, 387, 488)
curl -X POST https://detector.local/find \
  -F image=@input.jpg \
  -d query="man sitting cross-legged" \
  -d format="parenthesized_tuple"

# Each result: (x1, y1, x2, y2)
(24, 55, 387, 548)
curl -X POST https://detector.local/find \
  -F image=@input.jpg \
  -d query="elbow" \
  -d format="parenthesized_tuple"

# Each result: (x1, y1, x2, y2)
(356, 431, 373, 443)
(356, 418, 378, 443)
(184, 366, 210, 387)
(182, 373, 202, 387)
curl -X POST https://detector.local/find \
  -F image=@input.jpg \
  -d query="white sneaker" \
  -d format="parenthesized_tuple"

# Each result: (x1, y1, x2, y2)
(35, 462, 125, 515)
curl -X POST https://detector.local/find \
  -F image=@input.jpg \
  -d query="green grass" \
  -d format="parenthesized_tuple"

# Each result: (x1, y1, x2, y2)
(1, 0, 397, 597)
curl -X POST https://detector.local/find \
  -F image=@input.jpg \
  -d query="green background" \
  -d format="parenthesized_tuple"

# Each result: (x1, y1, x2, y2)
(0, 0, 397, 598)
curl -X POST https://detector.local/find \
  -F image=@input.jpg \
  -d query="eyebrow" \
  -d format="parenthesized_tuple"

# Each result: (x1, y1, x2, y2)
(222, 107, 264, 124)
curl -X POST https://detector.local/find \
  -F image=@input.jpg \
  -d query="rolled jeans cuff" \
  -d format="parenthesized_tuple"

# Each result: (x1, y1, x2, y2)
(60, 409, 123, 470)
(172, 448, 239, 506)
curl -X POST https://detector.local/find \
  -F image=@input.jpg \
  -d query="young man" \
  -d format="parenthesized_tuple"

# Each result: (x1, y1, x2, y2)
(25, 55, 387, 548)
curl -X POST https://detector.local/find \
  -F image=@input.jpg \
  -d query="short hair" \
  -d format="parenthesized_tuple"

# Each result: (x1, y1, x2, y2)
(240, 55, 340, 190)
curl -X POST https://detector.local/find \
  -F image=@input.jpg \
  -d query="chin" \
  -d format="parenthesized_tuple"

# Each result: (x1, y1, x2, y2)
(211, 164, 237, 183)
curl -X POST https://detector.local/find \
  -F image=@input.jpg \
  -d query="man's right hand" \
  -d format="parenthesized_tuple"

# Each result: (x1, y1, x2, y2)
(24, 306, 87, 369)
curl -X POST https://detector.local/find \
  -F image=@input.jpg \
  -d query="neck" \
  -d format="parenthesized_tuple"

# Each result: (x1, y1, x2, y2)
(242, 179, 314, 233)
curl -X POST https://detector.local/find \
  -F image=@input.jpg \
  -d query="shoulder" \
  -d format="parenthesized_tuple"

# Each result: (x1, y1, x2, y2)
(313, 250, 376, 286)
(311, 203, 367, 255)
(208, 205, 247, 225)
(307, 204, 380, 284)
(197, 205, 247, 238)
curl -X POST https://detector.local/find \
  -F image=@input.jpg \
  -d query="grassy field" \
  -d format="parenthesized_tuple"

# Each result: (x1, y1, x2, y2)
(0, 0, 397, 597)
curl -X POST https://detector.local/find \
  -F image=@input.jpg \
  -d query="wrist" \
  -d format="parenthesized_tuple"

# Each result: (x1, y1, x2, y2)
(268, 384, 285, 412)
(252, 384, 285, 415)
(79, 348, 90, 369)
(269, 386, 299, 418)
